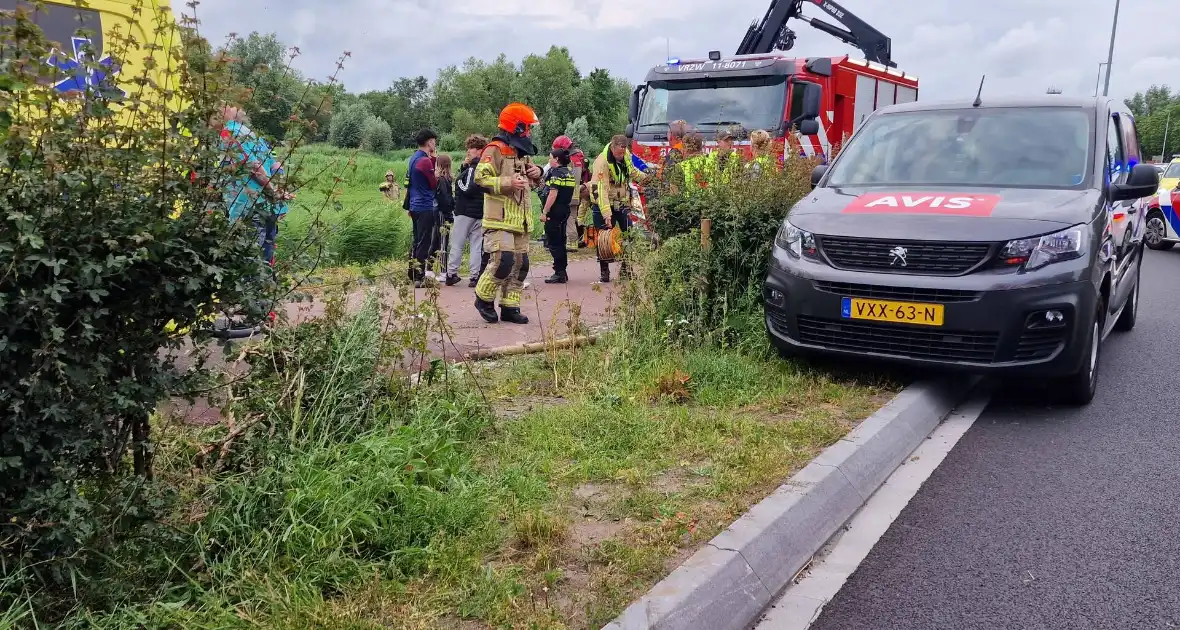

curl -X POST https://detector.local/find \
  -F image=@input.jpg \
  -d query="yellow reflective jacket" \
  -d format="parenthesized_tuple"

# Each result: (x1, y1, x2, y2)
(703, 149, 742, 185)
(476, 139, 541, 234)
(591, 145, 644, 211)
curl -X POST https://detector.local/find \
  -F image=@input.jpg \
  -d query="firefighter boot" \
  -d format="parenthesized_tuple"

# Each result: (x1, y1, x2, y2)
(599, 261, 611, 283)
(544, 272, 568, 284)
(500, 306, 529, 325)
(475, 297, 499, 323)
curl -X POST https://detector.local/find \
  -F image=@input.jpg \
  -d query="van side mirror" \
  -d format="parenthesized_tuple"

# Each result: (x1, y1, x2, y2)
(810, 164, 828, 188)
(625, 123, 635, 139)
(1109, 163, 1161, 202)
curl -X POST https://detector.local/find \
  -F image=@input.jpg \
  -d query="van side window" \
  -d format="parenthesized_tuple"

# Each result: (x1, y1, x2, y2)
(1106, 117, 1125, 185)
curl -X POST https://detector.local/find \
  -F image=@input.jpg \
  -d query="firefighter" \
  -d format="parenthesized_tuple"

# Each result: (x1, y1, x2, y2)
(664, 119, 691, 171)
(552, 135, 589, 249)
(748, 129, 778, 175)
(591, 134, 647, 283)
(473, 103, 544, 324)
(678, 132, 708, 193)
(702, 126, 743, 186)
(379, 170, 401, 202)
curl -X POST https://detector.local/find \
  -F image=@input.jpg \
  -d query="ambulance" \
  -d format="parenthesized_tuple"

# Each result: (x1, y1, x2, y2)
(0, 0, 179, 102)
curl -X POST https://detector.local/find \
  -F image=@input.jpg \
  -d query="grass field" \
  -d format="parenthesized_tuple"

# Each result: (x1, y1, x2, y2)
(117, 302, 900, 630)
(278, 144, 553, 272)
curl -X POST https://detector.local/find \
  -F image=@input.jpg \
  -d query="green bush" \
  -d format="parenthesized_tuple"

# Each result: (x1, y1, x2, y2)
(328, 101, 370, 148)
(0, 9, 275, 596)
(360, 114, 393, 153)
(639, 155, 818, 348)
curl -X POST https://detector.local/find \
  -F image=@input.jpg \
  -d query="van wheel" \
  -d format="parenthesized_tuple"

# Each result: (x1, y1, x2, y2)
(1058, 304, 1103, 406)
(1113, 258, 1141, 332)
(1145, 212, 1175, 250)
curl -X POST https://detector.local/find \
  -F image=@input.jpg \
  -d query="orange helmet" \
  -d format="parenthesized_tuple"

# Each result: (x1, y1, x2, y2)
(499, 103, 540, 135)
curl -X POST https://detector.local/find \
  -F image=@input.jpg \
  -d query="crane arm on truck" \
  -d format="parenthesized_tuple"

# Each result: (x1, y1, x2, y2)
(736, 0, 894, 68)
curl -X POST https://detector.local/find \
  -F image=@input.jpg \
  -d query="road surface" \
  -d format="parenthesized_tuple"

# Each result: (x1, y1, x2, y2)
(797, 248, 1180, 629)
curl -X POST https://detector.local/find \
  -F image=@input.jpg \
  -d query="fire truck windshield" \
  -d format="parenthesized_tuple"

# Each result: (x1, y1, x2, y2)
(826, 108, 1092, 190)
(636, 76, 787, 134)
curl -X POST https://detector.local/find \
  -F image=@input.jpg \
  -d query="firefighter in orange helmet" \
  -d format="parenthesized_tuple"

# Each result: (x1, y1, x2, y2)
(473, 103, 544, 324)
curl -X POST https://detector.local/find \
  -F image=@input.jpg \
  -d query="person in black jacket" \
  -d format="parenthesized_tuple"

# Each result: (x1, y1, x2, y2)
(540, 149, 577, 283)
(433, 153, 455, 268)
(446, 135, 489, 287)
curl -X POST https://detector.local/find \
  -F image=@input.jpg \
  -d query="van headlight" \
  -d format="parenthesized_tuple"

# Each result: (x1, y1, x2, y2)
(999, 226, 1087, 271)
(775, 220, 816, 259)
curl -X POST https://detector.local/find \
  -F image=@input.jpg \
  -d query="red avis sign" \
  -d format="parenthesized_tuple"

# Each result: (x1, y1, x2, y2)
(842, 193, 1002, 217)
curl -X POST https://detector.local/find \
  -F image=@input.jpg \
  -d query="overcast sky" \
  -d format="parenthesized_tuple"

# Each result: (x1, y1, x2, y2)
(193, 0, 1177, 104)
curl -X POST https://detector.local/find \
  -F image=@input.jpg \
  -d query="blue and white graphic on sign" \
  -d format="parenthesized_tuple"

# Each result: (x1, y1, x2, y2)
(841, 297, 852, 319)
(45, 36, 123, 96)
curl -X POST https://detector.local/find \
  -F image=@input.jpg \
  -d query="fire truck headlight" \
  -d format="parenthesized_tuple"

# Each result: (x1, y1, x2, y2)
(775, 220, 816, 259)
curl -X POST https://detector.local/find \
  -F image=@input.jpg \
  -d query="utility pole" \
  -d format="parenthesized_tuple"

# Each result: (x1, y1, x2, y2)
(1093, 62, 1107, 97)
(1102, 0, 1120, 97)
(1163, 110, 1173, 162)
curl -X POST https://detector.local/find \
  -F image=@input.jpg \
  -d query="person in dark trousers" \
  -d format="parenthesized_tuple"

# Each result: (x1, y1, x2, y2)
(448, 134, 489, 288)
(406, 128, 439, 287)
(433, 153, 455, 266)
(540, 148, 576, 283)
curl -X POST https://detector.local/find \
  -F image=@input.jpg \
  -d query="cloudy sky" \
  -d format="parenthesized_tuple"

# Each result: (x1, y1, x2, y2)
(192, 0, 1176, 103)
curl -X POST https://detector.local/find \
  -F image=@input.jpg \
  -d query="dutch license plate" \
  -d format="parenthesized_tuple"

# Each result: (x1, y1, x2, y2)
(841, 297, 945, 327)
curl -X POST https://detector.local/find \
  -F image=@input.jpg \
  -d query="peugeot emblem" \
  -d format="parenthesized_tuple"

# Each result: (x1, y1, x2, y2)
(889, 246, 908, 267)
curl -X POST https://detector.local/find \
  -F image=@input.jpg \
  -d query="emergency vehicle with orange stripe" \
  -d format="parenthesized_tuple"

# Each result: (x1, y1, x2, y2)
(626, 0, 917, 164)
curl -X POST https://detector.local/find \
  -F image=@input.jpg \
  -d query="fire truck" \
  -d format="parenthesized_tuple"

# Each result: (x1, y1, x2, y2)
(625, 0, 919, 164)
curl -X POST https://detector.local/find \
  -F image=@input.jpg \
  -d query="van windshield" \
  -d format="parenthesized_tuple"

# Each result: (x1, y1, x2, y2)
(826, 108, 1092, 190)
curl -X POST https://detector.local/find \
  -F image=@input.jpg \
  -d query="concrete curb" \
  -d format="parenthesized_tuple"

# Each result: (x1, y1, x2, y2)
(602, 376, 979, 630)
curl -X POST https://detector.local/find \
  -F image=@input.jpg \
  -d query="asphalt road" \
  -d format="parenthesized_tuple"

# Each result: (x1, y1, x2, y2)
(810, 248, 1180, 630)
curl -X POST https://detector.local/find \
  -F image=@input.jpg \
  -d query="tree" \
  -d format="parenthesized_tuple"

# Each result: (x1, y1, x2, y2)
(513, 47, 581, 148)
(223, 32, 305, 140)
(450, 107, 498, 141)
(563, 116, 601, 157)
(1125, 85, 1180, 160)
(361, 115, 393, 153)
(580, 68, 629, 143)
(329, 100, 371, 148)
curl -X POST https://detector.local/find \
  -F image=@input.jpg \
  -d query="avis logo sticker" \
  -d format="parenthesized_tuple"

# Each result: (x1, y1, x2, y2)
(842, 193, 1002, 216)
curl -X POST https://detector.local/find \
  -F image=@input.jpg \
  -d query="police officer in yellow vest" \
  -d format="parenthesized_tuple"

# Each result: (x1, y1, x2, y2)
(473, 103, 544, 324)
(591, 135, 647, 282)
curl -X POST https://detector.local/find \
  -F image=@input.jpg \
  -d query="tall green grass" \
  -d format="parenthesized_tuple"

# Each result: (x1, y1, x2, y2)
(278, 143, 550, 268)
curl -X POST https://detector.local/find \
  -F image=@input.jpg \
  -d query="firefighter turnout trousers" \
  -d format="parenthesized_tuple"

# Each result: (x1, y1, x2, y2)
(475, 229, 530, 308)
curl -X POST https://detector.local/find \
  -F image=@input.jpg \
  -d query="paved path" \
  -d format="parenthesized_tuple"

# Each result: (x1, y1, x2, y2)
(800, 249, 1180, 629)
(288, 256, 617, 356)
(168, 256, 618, 424)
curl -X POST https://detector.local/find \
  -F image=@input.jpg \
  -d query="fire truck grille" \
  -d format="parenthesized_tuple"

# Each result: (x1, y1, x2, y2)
(817, 237, 993, 276)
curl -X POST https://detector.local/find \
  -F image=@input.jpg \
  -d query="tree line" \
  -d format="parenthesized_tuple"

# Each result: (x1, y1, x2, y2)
(1126, 86, 1180, 161)
(222, 32, 632, 156)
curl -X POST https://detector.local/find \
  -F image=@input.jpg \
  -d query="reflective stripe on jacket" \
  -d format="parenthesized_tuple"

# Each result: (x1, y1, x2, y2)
(476, 139, 535, 234)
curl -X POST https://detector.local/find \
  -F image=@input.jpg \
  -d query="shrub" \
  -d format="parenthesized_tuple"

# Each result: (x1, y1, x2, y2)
(0, 7, 279, 595)
(328, 100, 370, 148)
(360, 114, 393, 153)
(439, 132, 461, 153)
(639, 153, 818, 347)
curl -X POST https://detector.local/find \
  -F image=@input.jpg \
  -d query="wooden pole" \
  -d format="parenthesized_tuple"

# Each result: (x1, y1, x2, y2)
(701, 218, 712, 252)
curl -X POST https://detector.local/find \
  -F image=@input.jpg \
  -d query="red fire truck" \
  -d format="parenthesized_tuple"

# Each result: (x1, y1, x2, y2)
(625, 0, 919, 164)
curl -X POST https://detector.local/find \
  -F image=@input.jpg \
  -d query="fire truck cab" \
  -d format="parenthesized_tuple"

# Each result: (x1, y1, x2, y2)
(626, 51, 919, 166)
